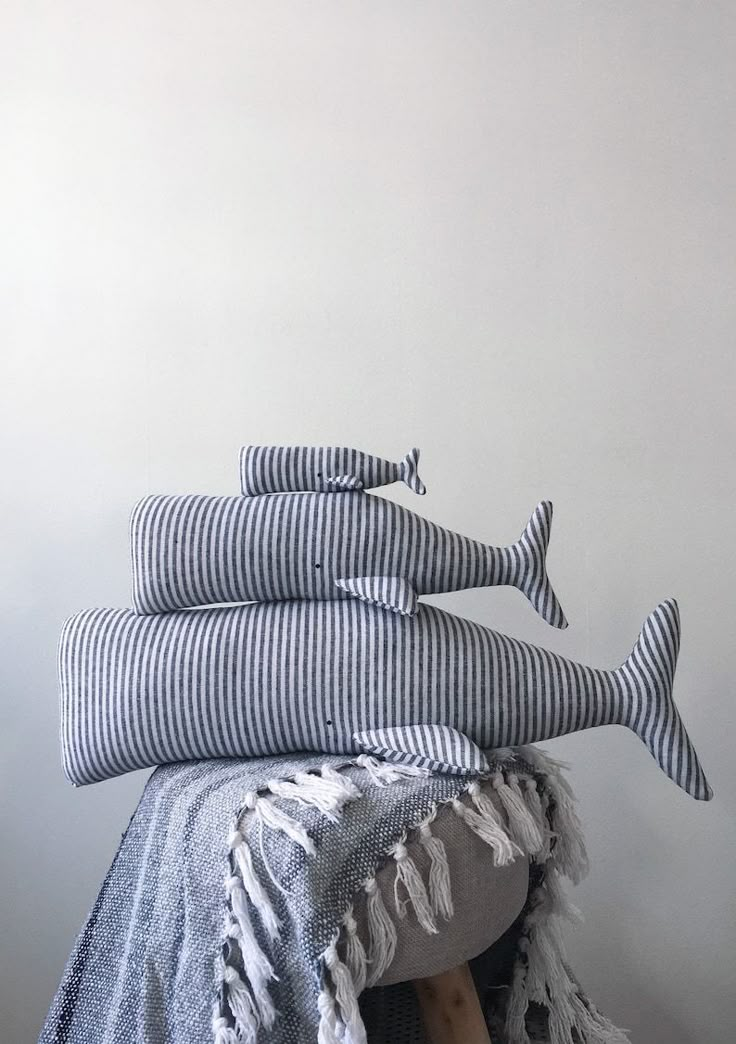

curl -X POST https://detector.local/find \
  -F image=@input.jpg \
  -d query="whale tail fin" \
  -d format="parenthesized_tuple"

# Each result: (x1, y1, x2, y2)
(399, 448, 426, 495)
(618, 599, 712, 800)
(514, 501, 568, 629)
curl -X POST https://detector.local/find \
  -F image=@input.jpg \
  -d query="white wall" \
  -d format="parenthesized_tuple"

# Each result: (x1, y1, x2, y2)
(2, 3, 734, 1041)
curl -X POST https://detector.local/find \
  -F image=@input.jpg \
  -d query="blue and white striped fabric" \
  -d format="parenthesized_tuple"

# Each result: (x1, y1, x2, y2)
(355, 725, 491, 775)
(334, 576, 418, 615)
(130, 492, 567, 628)
(239, 445, 426, 496)
(58, 598, 711, 799)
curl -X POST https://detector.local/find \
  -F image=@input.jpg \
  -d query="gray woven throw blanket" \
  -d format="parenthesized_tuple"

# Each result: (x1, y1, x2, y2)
(40, 747, 627, 1044)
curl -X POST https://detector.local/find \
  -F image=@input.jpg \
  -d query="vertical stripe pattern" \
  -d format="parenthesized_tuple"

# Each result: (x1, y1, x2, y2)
(130, 492, 567, 628)
(239, 445, 426, 496)
(59, 599, 711, 799)
(354, 725, 490, 775)
(334, 576, 418, 616)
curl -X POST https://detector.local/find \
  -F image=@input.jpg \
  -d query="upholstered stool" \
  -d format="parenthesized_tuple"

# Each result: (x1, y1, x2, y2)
(354, 781, 530, 1043)
(42, 753, 626, 1044)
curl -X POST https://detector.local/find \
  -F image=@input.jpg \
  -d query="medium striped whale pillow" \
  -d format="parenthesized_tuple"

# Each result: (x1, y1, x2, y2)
(129, 491, 568, 629)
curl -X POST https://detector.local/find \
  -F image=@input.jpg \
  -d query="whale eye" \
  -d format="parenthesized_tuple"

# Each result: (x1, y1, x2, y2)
(326, 719, 333, 726)
(315, 563, 321, 569)
(317, 472, 322, 478)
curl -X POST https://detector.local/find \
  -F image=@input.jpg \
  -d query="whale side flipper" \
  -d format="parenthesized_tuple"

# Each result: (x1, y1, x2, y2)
(354, 725, 490, 776)
(512, 501, 568, 630)
(617, 598, 712, 800)
(335, 576, 418, 616)
(323, 474, 364, 492)
(398, 447, 427, 495)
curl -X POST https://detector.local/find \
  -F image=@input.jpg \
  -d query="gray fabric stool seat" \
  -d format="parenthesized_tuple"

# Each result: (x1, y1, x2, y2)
(43, 754, 625, 1044)
(354, 783, 530, 987)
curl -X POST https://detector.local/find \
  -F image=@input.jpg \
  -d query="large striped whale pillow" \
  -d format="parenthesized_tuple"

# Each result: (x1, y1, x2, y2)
(57, 598, 711, 800)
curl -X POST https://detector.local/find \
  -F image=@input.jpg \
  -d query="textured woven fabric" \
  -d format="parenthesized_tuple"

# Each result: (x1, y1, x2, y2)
(59, 599, 711, 799)
(239, 445, 427, 496)
(39, 750, 625, 1044)
(129, 490, 567, 627)
(38, 756, 502, 1044)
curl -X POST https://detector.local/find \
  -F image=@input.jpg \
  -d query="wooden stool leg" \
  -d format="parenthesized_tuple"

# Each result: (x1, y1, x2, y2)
(413, 961, 492, 1044)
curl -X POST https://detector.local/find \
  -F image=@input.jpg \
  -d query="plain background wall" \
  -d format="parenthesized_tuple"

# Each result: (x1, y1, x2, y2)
(2, 3, 734, 1041)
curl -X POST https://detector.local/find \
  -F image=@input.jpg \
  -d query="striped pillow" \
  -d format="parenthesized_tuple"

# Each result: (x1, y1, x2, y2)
(129, 492, 567, 630)
(239, 445, 426, 496)
(57, 598, 711, 801)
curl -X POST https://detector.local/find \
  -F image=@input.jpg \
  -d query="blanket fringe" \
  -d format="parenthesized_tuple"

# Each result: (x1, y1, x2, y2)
(242, 790, 316, 857)
(342, 905, 368, 993)
(544, 864, 583, 926)
(355, 753, 429, 786)
(316, 986, 341, 1044)
(505, 950, 533, 1044)
(320, 763, 362, 799)
(224, 879, 277, 1028)
(502, 750, 627, 1044)
(214, 751, 623, 1044)
(493, 772, 545, 855)
(523, 777, 549, 846)
(228, 830, 282, 942)
(363, 876, 397, 987)
(451, 792, 520, 866)
(464, 781, 522, 865)
(222, 962, 259, 1043)
(391, 840, 438, 934)
(267, 767, 360, 822)
(323, 939, 368, 1044)
(517, 746, 590, 883)
(509, 920, 629, 1044)
(418, 813, 454, 920)
(212, 1011, 240, 1044)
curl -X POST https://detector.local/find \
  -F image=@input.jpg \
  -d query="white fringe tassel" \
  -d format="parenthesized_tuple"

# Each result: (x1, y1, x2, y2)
(363, 877, 397, 987)
(323, 938, 368, 1044)
(524, 776, 553, 861)
(267, 768, 360, 822)
(212, 1006, 240, 1044)
(320, 763, 362, 800)
(503, 751, 628, 1044)
(391, 840, 437, 934)
(523, 776, 545, 829)
(418, 814, 454, 921)
(221, 963, 259, 1043)
(450, 792, 521, 866)
(316, 986, 341, 1044)
(548, 780, 590, 884)
(493, 772, 545, 855)
(224, 877, 277, 1028)
(465, 781, 523, 865)
(516, 746, 590, 882)
(544, 864, 583, 925)
(342, 905, 368, 994)
(355, 753, 429, 786)
(510, 917, 629, 1044)
(212, 1017, 239, 1044)
(242, 790, 316, 857)
(228, 830, 282, 942)
(505, 941, 532, 1044)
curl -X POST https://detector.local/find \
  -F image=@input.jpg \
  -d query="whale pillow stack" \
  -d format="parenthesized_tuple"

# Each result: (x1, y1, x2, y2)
(58, 444, 712, 800)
